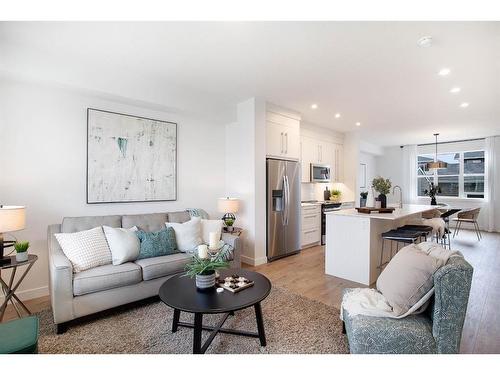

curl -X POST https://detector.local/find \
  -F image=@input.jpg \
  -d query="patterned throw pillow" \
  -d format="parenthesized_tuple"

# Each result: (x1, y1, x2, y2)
(135, 227, 179, 260)
(55, 227, 112, 272)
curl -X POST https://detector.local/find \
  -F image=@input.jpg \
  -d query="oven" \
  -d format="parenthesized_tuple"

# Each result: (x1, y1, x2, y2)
(321, 202, 342, 245)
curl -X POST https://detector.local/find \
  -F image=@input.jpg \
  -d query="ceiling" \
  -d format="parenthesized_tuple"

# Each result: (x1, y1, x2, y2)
(1, 22, 499, 146)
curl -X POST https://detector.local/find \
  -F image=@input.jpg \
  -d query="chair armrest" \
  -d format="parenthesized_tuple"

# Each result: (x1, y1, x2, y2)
(47, 224, 75, 324)
(222, 232, 241, 268)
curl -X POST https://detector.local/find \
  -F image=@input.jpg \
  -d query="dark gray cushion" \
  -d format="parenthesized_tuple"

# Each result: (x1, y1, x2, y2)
(134, 253, 192, 281)
(121, 213, 167, 232)
(167, 211, 191, 223)
(61, 215, 122, 233)
(73, 263, 142, 296)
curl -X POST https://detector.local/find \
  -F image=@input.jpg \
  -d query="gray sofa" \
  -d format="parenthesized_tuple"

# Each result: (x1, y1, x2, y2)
(48, 210, 241, 333)
(342, 255, 473, 354)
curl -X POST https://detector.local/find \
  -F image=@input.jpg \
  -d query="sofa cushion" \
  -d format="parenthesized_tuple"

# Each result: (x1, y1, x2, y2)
(103, 226, 140, 265)
(134, 253, 192, 281)
(73, 262, 142, 296)
(167, 211, 191, 223)
(165, 217, 203, 252)
(122, 213, 167, 232)
(61, 215, 121, 233)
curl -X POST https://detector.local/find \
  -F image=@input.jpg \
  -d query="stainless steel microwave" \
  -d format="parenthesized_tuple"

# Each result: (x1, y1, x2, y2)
(310, 164, 331, 182)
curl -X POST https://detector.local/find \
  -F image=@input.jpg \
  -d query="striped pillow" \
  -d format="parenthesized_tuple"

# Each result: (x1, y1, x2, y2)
(55, 227, 112, 272)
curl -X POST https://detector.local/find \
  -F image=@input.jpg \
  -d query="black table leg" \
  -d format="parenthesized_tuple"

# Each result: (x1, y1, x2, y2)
(254, 302, 266, 347)
(172, 308, 180, 333)
(193, 313, 203, 354)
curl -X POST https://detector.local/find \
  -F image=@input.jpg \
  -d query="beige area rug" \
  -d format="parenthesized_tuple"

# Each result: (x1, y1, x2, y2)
(37, 287, 349, 354)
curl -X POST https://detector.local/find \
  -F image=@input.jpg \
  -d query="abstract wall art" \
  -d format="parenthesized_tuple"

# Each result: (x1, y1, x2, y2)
(87, 108, 177, 203)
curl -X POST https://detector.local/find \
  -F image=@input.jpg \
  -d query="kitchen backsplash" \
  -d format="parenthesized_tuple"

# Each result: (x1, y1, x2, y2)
(301, 182, 350, 202)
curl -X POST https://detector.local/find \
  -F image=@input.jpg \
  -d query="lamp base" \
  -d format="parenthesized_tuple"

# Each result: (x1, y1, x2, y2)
(0, 235, 14, 265)
(0, 256, 11, 266)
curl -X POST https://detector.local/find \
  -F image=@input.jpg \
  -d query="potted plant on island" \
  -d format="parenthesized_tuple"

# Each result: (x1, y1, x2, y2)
(185, 245, 230, 291)
(360, 191, 368, 207)
(372, 176, 392, 209)
(14, 241, 29, 262)
(330, 189, 342, 203)
(424, 182, 441, 205)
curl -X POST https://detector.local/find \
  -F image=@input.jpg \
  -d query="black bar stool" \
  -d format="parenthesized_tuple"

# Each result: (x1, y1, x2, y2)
(397, 225, 434, 242)
(378, 229, 423, 273)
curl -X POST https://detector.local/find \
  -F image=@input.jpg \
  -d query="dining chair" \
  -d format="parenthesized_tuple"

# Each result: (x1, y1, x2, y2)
(452, 207, 482, 241)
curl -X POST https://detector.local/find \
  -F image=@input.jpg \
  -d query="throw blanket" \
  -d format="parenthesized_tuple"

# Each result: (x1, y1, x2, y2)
(341, 243, 459, 320)
(186, 208, 210, 219)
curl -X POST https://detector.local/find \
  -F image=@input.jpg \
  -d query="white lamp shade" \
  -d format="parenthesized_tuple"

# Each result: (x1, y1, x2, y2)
(217, 198, 239, 214)
(0, 206, 26, 233)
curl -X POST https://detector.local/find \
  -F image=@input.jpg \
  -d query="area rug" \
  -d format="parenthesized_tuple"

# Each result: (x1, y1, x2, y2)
(37, 287, 349, 354)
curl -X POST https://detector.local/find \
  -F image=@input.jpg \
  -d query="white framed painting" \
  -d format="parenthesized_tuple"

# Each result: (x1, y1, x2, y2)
(87, 108, 177, 203)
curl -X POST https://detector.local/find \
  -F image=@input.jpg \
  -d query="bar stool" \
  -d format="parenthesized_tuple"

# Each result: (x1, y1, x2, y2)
(397, 224, 433, 242)
(378, 229, 423, 274)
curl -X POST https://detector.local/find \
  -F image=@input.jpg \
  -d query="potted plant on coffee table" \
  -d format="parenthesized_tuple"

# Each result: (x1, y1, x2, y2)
(14, 241, 29, 262)
(185, 246, 230, 291)
(372, 176, 392, 209)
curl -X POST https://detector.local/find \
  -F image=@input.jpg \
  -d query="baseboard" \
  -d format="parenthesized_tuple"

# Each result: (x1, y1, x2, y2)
(241, 255, 268, 266)
(0, 285, 49, 304)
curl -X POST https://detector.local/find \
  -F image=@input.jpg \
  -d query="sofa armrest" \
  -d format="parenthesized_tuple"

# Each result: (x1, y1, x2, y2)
(47, 224, 75, 324)
(222, 232, 241, 268)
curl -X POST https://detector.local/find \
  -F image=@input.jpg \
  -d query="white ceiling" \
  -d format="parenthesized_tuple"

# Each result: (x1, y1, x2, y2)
(1, 22, 499, 146)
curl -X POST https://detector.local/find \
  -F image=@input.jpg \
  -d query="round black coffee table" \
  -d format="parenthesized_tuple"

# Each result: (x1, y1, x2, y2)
(159, 269, 271, 354)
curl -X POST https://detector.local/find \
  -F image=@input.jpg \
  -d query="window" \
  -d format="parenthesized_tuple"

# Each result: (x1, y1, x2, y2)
(417, 150, 485, 199)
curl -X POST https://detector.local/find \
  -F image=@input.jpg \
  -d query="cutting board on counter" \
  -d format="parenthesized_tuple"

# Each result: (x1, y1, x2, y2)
(355, 207, 396, 214)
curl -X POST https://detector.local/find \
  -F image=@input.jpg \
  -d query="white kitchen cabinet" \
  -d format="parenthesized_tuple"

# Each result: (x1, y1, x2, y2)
(333, 143, 344, 182)
(301, 205, 321, 248)
(266, 111, 300, 160)
(300, 136, 338, 182)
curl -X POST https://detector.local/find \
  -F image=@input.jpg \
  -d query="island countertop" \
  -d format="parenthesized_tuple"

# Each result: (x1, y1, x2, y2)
(325, 204, 436, 221)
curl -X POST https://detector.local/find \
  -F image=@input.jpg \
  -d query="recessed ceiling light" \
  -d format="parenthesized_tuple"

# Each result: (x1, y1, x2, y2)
(311, 104, 318, 110)
(438, 68, 451, 76)
(460, 102, 469, 108)
(450, 87, 461, 94)
(417, 36, 433, 47)
(335, 113, 341, 119)
(355, 122, 361, 127)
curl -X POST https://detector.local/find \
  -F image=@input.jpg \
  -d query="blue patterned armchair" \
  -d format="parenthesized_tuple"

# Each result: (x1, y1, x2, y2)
(342, 255, 473, 354)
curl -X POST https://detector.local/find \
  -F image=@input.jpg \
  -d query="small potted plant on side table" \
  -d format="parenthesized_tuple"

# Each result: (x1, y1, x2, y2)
(14, 241, 29, 262)
(360, 191, 368, 207)
(372, 176, 392, 208)
(185, 245, 230, 291)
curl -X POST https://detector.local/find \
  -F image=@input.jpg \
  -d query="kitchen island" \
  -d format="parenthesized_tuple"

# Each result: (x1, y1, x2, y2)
(325, 204, 436, 285)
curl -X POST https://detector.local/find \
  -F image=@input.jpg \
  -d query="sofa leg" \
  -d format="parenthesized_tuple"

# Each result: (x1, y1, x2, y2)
(56, 323, 67, 334)
(342, 321, 346, 334)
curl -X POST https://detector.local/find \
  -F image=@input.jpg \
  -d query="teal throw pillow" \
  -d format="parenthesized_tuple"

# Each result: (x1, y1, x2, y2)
(135, 227, 179, 260)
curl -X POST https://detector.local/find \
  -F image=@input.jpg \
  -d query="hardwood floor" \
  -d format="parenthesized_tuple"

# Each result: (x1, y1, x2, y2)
(2, 229, 498, 353)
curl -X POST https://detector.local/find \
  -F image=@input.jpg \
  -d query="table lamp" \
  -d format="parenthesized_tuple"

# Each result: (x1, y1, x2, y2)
(0, 205, 26, 265)
(217, 197, 239, 232)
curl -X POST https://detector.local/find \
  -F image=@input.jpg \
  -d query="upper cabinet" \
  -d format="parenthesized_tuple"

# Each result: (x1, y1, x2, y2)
(300, 135, 344, 183)
(266, 110, 300, 160)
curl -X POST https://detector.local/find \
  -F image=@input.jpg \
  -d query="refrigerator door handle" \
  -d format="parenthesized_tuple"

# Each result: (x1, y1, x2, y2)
(282, 175, 287, 226)
(284, 175, 290, 226)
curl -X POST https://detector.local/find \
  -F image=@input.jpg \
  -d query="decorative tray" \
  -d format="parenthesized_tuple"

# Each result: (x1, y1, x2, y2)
(216, 274, 254, 293)
(355, 207, 396, 214)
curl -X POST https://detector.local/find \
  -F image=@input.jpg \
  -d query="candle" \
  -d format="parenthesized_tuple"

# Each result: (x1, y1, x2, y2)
(197, 244, 208, 259)
(209, 231, 219, 250)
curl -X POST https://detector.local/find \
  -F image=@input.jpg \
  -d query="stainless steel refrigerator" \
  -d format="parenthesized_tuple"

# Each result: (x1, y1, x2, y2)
(266, 158, 301, 261)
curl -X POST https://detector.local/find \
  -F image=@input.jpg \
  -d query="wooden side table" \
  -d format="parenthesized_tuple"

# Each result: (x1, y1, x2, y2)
(222, 227, 243, 237)
(0, 254, 38, 321)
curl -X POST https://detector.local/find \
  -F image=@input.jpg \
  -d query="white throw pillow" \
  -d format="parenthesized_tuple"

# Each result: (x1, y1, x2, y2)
(376, 243, 447, 315)
(201, 219, 223, 244)
(165, 217, 202, 252)
(103, 226, 140, 265)
(55, 227, 112, 272)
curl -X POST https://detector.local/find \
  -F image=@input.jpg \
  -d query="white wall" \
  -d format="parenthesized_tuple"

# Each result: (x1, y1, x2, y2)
(359, 152, 378, 206)
(0, 78, 226, 300)
(224, 97, 267, 266)
(376, 146, 405, 205)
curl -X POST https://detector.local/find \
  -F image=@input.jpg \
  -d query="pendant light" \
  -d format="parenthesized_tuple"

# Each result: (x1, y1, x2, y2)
(426, 133, 448, 170)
